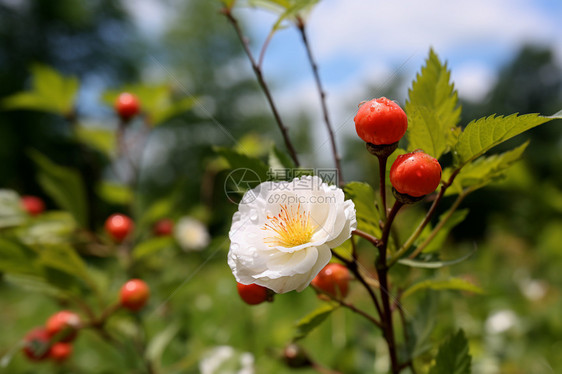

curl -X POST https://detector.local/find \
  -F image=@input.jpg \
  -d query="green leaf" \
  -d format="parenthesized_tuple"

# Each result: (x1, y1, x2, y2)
(294, 303, 338, 341)
(146, 323, 180, 367)
(0, 237, 40, 275)
(398, 249, 476, 269)
(16, 211, 77, 246)
(103, 84, 196, 126)
(402, 277, 483, 299)
(406, 49, 461, 159)
(75, 125, 116, 157)
(38, 244, 89, 280)
(96, 181, 133, 205)
(429, 329, 471, 374)
(344, 182, 382, 238)
(3, 273, 65, 298)
(1, 64, 78, 115)
(28, 150, 89, 227)
(417, 209, 469, 253)
(0, 190, 26, 228)
(454, 113, 554, 166)
(268, 145, 296, 174)
(446, 141, 529, 195)
(133, 237, 176, 260)
(214, 146, 270, 183)
(403, 292, 438, 360)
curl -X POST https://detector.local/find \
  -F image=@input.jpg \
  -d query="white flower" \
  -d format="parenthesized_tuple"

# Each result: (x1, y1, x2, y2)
(228, 175, 356, 294)
(199, 346, 254, 374)
(174, 217, 210, 251)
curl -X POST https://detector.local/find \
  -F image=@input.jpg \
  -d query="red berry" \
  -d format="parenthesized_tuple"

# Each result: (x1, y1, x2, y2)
(236, 282, 270, 305)
(153, 218, 174, 236)
(114, 92, 140, 120)
(22, 328, 51, 361)
(120, 279, 150, 311)
(46, 310, 81, 343)
(311, 263, 350, 298)
(21, 195, 45, 216)
(354, 97, 408, 145)
(49, 343, 73, 362)
(390, 151, 442, 197)
(105, 213, 134, 243)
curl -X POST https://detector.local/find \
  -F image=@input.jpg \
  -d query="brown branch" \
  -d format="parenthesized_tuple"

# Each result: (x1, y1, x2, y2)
(223, 8, 300, 167)
(296, 17, 343, 185)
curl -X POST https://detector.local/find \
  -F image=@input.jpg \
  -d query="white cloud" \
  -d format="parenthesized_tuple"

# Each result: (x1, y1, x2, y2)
(309, 0, 560, 61)
(452, 62, 497, 102)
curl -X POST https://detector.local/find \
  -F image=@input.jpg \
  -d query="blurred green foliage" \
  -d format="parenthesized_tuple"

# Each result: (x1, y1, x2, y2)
(0, 0, 561, 373)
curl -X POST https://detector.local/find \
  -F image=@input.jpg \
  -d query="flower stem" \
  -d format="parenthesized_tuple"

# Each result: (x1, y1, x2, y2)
(296, 17, 343, 185)
(379, 155, 388, 217)
(222, 8, 300, 167)
(375, 200, 403, 374)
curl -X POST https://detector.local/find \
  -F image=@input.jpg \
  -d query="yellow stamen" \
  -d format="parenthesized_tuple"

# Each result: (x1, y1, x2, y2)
(263, 204, 316, 248)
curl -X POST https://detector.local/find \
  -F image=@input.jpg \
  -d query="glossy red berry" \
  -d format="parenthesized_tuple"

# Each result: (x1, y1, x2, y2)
(311, 263, 350, 298)
(354, 97, 408, 145)
(21, 195, 45, 216)
(120, 279, 150, 311)
(390, 151, 442, 197)
(22, 328, 51, 361)
(46, 310, 81, 343)
(49, 343, 73, 362)
(114, 92, 140, 120)
(105, 213, 134, 243)
(236, 282, 271, 305)
(153, 218, 174, 236)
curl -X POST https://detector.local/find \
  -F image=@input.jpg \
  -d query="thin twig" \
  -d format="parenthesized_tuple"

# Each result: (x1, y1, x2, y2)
(375, 200, 403, 374)
(331, 248, 384, 319)
(311, 285, 382, 328)
(296, 17, 343, 185)
(406, 188, 470, 260)
(352, 229, 382, 247)
(223, 8, 300, 167)
(379, 156, 388, 217)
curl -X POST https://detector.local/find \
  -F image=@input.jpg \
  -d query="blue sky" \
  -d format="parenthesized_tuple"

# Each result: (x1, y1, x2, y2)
(223, 0, 562, 156)
(128, 0, 562, 161)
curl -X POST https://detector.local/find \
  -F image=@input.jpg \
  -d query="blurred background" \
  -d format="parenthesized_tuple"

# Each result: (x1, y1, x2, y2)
(0, 0, 561, 373)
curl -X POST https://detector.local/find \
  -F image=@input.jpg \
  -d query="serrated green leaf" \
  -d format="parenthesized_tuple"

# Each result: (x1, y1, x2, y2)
(454, 113, 553, 166)
(416, 209, 469, 253)
(446, 141, 529, 195)
(343, 182, 382, 238)
(429, 330, 471, 374)
(402, 277, 483, 299)
(406, 49, 461, 159)
(28, 149, 88, 227)
(294, 303, 338, 341)
(133, 237, 176, 260)
(403, 292, 438, 360)
(1, 65, 78, 115)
